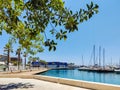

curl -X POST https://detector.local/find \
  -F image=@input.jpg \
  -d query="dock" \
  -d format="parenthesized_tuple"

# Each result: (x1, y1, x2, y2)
(78, 67, 114, 73)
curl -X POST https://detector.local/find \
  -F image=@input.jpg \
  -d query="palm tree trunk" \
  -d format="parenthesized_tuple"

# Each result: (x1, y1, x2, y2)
(7, 49, 10, 71)
(24, 56, 26, 69)
(17, 50, 20, 70)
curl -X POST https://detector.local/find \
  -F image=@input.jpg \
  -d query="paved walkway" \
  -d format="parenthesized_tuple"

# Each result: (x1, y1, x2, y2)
(0, 69, 90, 90)
(0, 78, 90, 90)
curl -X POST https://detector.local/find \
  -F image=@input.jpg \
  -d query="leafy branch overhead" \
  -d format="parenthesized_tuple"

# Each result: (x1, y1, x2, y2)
(0, 0, 99, 54)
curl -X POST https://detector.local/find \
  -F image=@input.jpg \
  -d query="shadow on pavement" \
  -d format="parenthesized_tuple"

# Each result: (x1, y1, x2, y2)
(0, 83, 34, 90)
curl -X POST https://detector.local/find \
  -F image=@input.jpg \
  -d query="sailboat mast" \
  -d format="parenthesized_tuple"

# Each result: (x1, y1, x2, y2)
(82, 55, 84, 66)
(111, 58, 112, 66)
(103, 48, 105, 69)
(99, 46, 101, 67)
(93, 45, 95, 66)
(119, 59, 120, 68)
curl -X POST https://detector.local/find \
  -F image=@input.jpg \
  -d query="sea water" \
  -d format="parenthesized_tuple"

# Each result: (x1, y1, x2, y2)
(40, 69, 120, 85)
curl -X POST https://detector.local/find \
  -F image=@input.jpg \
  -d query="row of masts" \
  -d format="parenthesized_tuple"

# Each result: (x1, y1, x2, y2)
(81, 45, 106, 67)
(79, 45, 120, 73)
(81, 45, 120, 68)
(93, 45, 105, 68)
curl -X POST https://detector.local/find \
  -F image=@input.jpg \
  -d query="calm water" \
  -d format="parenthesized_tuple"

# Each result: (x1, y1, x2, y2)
(40, 69, 120, 85)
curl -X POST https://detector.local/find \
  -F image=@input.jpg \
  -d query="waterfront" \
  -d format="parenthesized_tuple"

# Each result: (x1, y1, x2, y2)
(0, 78, 89, 90)
(40, 69, 120, 85)
(0, 69, 90, 90)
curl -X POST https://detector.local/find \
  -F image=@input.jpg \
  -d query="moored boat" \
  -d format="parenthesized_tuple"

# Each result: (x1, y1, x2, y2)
(114, 69, 120, 73)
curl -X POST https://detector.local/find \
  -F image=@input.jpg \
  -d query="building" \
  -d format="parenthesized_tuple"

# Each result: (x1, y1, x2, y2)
(0, 55, 7, 64)
(10, 57, 22, 65)
(0, 55, 7, 71)
(0, 55, 22, 66)
(31, 61, 68, 69)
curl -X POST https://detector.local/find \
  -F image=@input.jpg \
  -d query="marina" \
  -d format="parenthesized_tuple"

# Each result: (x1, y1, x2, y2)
(0, 0, 120, 90)
(78, 45, 120, 73)
(40, 69, 120, 85)
(78, 67, 114, 73)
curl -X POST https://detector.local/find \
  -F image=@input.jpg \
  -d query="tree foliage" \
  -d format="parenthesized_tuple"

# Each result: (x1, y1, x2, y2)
(39, 60, 47, 65)
(0, 0, 99, 54)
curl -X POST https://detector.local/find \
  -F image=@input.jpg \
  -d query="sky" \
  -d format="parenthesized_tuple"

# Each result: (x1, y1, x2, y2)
(0, 0, 120, 65)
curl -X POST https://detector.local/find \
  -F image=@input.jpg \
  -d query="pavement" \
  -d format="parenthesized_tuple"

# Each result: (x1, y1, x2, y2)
(0, 78, 90, 90)
(0, 68, 90, 90)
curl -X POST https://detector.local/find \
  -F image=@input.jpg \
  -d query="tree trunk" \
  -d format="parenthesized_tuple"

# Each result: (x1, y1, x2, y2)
(7, 49, 10, 71)
(17, 50, 21, 70)
(24, 57, 26, 69)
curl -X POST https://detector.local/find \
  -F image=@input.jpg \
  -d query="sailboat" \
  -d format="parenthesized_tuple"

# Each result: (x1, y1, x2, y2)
(78, 45, 114, 73)
(114, 59, 120, 73)
(114, 69, 120, 73)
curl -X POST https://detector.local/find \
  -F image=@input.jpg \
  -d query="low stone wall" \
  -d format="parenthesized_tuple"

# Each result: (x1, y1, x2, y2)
(33, 75, 120, 90)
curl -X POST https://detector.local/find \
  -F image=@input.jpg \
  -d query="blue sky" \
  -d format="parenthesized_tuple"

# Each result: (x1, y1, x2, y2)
(0, 0, 120, 65)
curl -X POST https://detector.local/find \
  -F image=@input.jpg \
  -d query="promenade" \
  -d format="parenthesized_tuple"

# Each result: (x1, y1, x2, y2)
(0, 78, 89, 90)
(0, 68, 89, 90)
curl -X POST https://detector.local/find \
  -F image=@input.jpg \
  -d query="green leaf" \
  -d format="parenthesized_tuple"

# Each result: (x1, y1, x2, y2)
(95, 4, 99, 8)
(50, 29, 54, 34)
(90, 2, 93, 8)
(70, 10, 72, 14)
(88, 14, 92, 19)
(86, 4, 90, 10)
(84, 16, 88, 21)
(60, 29, 63, 33)
(63, 31, 67, 34)
(64, 35, 67, 41)
(24, 21, 27, 25)
(52, 20, 55, 23)
(59, 22, 61, 26)
(80, 19, 83, 22)
(0, 31, 2, 35)
(53, 46, 56, 51)
(79, 9, 82, 15)
(49, 46, 52, 51)
(23, 16, 27, 18)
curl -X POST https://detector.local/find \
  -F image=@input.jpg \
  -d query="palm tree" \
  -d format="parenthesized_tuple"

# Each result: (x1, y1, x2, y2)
(28, 56, 33, 69)
(4, 39, 13, 71)
(23, 52, 27, 69)
(16, 48, 21, 70)
(28, 56, 40, 69)
(39, 60, 47, 68)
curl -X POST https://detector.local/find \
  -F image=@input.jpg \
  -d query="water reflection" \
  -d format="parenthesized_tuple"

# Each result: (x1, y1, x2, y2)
(40, 69, 120, 85)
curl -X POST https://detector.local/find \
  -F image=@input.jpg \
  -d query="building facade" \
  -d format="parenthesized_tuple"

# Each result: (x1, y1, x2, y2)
(0, 55, 22, 66)
(32, 61, 68, 69)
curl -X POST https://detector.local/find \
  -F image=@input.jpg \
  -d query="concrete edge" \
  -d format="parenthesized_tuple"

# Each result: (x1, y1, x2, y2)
(33, 75, 120, 90)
